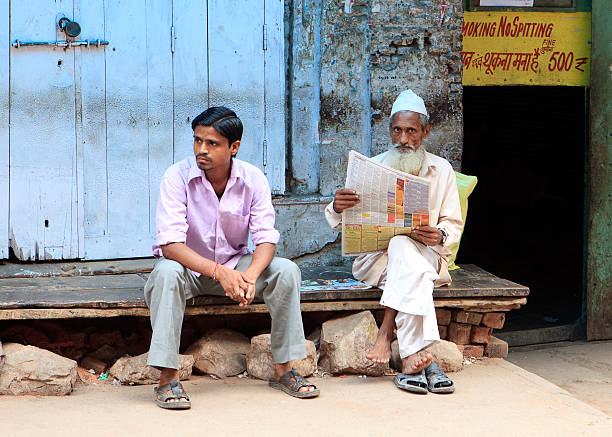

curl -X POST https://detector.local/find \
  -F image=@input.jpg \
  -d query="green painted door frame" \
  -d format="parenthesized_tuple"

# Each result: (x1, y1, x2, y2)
(586, 0, 612, 340)
(462, 1, 611, 338)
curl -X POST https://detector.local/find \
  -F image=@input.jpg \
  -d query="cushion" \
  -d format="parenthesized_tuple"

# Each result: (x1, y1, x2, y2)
(447, 172, 478, 270)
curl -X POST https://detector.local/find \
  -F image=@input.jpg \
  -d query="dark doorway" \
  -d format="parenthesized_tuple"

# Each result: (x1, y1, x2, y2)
(461, 86, 587, 334)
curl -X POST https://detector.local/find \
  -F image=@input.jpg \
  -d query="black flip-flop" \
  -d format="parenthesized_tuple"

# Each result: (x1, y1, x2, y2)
(269, 368, 320, 399)
(154, 380, 191, 409)
(394, 369, 428, 394)
(425, 362, 455, 394)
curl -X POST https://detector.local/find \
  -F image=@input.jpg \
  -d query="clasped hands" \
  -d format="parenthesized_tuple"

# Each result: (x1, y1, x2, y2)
(215, 265, 257, 307)
(333, 188, 443, 247)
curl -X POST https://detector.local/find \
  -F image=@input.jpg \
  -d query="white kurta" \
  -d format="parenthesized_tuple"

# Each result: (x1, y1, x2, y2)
(325, 150, 463, 357)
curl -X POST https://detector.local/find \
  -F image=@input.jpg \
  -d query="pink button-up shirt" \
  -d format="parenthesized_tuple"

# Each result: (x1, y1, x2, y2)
(153, 156, 280, 271)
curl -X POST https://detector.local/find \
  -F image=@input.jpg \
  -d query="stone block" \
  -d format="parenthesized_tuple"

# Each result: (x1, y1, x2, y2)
(462, 344, 484, 358)
(427, 340, 464, 373)
(109, 353, 194, 385)
(184, 329, 251, 378)
(390, 340, 401, 372)
(0, 341, 4, 373)
(0, 343, 77, 396)
(390, 339, 463, 373)
(447, 322, 471, 345)
(481, 313, 506, 329)
(87, 344, 122, 366)
(438, 325, 448, 340)
(319, 311, 389, 376)
(80, 356, 107, 374)
(454, 311, 483, 325)
(471, 326, 493, 344)
(485, 336, 508, 358)
(246, 334, 316, 380)
(435, 308, 452, 326)
(0, 325, 50, 345)
(89, 330, 125, 350)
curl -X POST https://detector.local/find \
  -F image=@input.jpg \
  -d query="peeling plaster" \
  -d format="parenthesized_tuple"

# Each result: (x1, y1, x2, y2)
(284, 0, 464, 264)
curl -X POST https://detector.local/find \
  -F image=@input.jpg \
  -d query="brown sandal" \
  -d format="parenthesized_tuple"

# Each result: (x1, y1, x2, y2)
(269, 368, 320, 398)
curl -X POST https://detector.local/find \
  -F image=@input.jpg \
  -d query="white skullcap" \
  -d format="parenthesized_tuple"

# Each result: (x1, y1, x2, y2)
(390, 89, 428, 118)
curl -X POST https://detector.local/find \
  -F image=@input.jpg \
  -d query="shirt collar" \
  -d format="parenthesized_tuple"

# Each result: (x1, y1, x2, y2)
(187, 156, 246, 185)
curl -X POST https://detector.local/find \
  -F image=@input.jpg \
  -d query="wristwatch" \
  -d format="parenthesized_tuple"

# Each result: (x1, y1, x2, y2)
(439, 228, 447, 245)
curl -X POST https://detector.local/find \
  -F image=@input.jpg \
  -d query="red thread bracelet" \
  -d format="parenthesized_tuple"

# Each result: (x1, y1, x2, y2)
(212, 262, 220, 281)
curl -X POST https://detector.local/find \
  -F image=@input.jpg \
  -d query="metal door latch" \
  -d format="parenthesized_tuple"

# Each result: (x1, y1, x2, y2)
(12, 16, 108, 49)
(12, 39, 109, 48)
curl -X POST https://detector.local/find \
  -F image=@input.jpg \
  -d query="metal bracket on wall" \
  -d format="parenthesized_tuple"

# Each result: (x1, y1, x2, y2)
(262, 138, 268, 175)
(12, 39, 109, 48)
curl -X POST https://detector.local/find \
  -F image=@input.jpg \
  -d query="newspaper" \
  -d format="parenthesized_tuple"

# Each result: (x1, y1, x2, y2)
(300, 278, 371, 292)
(342, 150, 430, 256)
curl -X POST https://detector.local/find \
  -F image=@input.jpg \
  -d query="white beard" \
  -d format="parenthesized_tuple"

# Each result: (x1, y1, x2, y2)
(382, 144, 426, 176)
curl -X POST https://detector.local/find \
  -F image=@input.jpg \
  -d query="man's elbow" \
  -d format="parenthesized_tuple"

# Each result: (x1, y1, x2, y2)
(256, 242, 277, 252)
(160, 242, 181, 259)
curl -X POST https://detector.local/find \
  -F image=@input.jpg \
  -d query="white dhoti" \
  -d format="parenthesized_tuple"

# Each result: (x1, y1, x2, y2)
(353, 235, 451, 358)
(324, 148, 463, 360)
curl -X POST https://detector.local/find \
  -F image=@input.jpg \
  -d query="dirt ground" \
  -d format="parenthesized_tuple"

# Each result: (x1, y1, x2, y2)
(1, 357, 610, 437)
(507, 340, 612, 417)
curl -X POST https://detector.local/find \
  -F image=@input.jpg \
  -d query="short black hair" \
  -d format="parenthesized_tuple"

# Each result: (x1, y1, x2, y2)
(191, 107, 243, 145)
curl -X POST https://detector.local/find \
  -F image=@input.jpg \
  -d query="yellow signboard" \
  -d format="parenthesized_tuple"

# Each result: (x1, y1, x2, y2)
(462, 12, 591, 86)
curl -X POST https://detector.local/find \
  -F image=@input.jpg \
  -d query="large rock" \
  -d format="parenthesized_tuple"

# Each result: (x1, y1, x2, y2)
(246, 334, 317, 380)
(184, 329, 251, 378)
(80, 356, 107, 374)
(0, 343, 78, 396)
(86, 344, 122, 366)
(390, 339, 463, 373)
(109, 353, 194, 385)
(390, 340, 402, 372)
(319, 311, 389, 376)
(428, 340, 464, 372)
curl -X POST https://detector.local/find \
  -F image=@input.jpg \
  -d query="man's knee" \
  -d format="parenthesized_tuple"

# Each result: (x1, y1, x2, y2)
(151, 258, 186, 280)
(269, 257, 300, 281)
(145, 259, 188, 300)
(388, 235, 419, 257)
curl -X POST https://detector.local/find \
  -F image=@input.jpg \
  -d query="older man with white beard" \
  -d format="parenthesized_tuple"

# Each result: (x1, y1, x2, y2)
(325, 90, 463, 394)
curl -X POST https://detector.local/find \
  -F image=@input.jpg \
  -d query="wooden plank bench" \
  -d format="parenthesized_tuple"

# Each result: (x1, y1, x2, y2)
(0, 264, 528, 320)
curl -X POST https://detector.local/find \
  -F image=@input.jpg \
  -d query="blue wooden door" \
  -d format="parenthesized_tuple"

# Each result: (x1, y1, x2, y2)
(4, 0, 285, 260)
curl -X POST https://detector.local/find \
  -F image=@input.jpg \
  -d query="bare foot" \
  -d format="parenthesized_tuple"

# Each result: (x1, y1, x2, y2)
(401, 351, 432, 374)
(157, 368, 183, 403)
(366, 330, 394, 364)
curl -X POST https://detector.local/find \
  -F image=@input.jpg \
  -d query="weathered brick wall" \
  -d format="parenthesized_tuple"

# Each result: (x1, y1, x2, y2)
(279, 0, 463, 264)
(289, 0, 463, 195)
(368, 0, 463, 166)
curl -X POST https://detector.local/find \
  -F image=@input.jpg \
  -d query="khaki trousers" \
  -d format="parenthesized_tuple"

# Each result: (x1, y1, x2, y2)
(144, 255, 306, 369)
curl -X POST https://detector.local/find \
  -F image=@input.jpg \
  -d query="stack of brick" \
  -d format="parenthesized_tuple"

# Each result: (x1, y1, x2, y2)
(435, 309, 508, 358)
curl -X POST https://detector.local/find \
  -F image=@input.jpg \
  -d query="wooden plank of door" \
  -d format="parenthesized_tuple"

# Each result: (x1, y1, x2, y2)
(264, 0, 286, 193)
(85, 0, 152, 259)
(73, 1, 85, 258)
(0, 0, 9, 258)
(208, 0, 265, 172)
(79, 0, 109, 254)
(9, 0, 78, 260)
(146, 1, 174, 237)
(172, 0, 209, 163)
